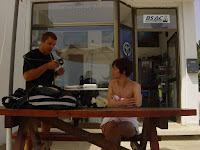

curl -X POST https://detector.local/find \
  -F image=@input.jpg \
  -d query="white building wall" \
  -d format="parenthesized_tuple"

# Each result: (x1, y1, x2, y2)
(199, 92, 200, 118)
(13, 0, 30, 91)
(180, 1, 199, 124)
(0, 0, 16, 146)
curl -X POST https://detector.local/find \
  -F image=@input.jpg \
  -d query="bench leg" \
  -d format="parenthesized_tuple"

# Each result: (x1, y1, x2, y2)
(29, 119, 41, 148)
(149, 120, 159, 150)
(28, 118, 52, 150)
(140, 119, 148, 150)
(130, 141, 140, 150)
(33, 141, 52, 150)
(14, 118, 30, 150)
(141, 118, 159, 150)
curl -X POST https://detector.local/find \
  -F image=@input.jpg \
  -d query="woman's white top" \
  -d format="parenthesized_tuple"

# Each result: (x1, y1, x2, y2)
(100, 95, 139, 135)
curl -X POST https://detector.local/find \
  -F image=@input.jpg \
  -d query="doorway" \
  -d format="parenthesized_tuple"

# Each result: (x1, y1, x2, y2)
(137, 31, 179, 109)
(133, 8, 179, 109)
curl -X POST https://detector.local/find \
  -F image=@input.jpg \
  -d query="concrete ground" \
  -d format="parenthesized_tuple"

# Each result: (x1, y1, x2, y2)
(1, 122, 200, 150)
(51, 137, 200, 150)
(50, 122, 200, 150)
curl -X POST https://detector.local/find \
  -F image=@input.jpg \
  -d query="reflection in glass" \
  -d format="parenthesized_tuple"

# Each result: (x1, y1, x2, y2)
(32, 1, 114, 24)
(167, 33, 178, 108)
(167, 34, 177, 79)
(31, 26, 114, 87)
(137, 32, 159, 47)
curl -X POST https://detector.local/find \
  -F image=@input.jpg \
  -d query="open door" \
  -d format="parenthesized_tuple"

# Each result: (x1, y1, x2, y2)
(167, 32, 179, 107)
(167, 32, 179, 121)
(119, 2, 136, 80)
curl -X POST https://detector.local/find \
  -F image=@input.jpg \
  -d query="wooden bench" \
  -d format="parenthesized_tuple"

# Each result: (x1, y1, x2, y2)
(12, 131, 161, 141)
(12, 131, 161, 150)
(10, 119, 162, 149)
(11, 121, 161, 142)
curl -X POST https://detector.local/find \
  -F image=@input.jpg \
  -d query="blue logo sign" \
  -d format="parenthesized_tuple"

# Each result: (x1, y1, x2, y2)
(143, 15, 170, 23)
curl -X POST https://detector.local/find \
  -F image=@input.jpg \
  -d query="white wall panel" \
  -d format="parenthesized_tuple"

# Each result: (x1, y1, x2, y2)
(181, 1, 199, 124)
(0, 0, 16, 146)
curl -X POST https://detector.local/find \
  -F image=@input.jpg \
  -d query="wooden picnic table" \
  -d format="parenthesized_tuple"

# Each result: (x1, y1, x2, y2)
(0, 106, 196, 150)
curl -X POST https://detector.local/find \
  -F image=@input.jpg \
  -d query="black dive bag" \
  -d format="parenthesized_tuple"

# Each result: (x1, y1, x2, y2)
(2, 86, 79, 110)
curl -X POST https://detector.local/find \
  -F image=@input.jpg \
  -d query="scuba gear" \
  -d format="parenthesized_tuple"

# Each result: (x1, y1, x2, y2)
(58, 59, 64, 65)
(23, 54, 64, 65)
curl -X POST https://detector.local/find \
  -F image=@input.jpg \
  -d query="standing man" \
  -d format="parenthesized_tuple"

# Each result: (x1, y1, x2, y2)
(23, 32, 65, 150)
(23, 32, 65, 90)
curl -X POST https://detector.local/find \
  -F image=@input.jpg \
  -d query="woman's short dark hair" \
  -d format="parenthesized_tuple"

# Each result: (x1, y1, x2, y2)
(112, 58, 133, 77)
(41, 32, 57, 42)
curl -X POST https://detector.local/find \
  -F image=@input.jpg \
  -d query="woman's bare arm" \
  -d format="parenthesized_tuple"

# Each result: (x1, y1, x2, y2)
(107, 81, 123, 107)
(132, 82, 142, 107)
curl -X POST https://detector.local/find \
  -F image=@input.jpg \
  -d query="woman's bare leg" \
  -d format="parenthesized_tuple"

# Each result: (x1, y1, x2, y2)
(101, 121, 136, 150)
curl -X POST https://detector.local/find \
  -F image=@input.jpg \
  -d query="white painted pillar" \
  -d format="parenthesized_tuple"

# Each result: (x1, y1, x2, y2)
(180, 1, 199, 125)
(0, 0, 16, 146)
(6, 128, 12, 150)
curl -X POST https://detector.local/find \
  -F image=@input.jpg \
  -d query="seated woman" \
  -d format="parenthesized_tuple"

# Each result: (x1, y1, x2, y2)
(101, 58, 142, 149)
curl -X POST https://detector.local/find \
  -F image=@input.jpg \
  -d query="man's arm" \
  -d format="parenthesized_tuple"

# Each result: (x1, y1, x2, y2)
(23, 60, 59, 81)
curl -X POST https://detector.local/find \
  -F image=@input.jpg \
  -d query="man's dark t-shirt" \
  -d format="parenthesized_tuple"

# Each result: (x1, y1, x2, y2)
(23, 49, 54, 90)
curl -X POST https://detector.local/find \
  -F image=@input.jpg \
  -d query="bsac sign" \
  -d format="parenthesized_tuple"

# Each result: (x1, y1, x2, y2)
(143, 15, 170, 23)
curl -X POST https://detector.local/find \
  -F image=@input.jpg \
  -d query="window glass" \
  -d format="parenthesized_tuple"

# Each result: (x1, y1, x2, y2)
(32, 1, 114, 25)
(137, 9, 177, 29)
(32, 1, 114, 88)
(32, 26, 114, 87)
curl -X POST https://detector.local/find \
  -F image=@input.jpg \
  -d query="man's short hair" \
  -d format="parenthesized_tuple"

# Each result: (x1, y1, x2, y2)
(41, 32, 57, 42)
(112, 58, 133, 77)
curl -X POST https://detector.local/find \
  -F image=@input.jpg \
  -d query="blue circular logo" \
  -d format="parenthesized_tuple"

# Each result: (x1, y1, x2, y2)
(123, 42, 131, 56)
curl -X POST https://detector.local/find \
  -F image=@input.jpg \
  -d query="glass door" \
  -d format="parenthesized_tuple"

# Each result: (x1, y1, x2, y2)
(119, 2, 135, 80)
(167, 32, 179, 108)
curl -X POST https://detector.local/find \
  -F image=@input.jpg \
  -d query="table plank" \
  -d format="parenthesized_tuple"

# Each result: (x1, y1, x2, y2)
(0, 106, 196, 118)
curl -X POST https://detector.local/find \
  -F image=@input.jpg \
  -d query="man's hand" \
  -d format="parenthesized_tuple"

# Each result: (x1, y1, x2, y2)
(47, 60, 60, 69)
(56, 67, 65, 76)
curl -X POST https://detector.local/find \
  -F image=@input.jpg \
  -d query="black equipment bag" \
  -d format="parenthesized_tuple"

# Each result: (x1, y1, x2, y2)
(2, 86, 79, 110)
(2, 88, 27, 109)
